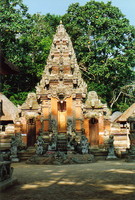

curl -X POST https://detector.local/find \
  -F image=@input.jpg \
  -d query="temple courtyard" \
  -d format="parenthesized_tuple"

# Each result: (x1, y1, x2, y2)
(1, 160, 135, 200)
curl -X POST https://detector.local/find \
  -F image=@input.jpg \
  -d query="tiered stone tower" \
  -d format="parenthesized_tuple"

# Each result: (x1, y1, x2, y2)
(20, 22, 110, 148)
(35, 21, 87, 134)
(36, 21, 87, 98)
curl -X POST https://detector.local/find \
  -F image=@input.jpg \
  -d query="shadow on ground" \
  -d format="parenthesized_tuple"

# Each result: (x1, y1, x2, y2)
(1, 160, 135, 200)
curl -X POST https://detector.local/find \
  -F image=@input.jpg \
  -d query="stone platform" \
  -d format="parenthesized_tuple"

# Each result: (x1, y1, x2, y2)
(26, 152, 95, 165)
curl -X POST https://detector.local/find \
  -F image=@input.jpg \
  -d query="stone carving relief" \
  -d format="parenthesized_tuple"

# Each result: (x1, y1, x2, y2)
(84, 91, 111, 119)
(21, 93, 39, 110)
(85, 91, 103, 108)
(35, 134, 45, 155)
(24, 111, 38, 121)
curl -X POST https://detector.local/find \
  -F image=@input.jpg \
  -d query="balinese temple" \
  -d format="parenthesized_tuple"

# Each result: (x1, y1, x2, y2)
(19, 22, 111, 149)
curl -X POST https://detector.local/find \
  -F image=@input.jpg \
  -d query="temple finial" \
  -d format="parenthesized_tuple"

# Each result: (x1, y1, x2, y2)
(60, 20, 63, 24)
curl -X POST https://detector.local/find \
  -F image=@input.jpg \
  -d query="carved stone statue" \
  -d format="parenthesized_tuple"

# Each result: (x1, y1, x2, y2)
(51, 119, 57, 135)
(0, 161, 13, 182)
(67, 119, 73, 135)
(48, 134, 57, 151)
(10, 136, 19, 162)
(80, 135, 90, 154)
(106, 135, 118, 160)
(67, 134, 75, 151)
(15, 132, 26, 151)
(36, 135, 45, 155)
(77, 135, 90, 154)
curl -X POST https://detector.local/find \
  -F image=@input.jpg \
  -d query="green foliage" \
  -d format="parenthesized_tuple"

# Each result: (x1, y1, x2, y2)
(9, 92, 28, 105)
(19, 13, 60, 79)
(62, 0, 135, 111)
(1, 0, 134, 112)
(0, 0, 60, 105)
(116, 102, 130, 112)
(0, 0, 30, 55)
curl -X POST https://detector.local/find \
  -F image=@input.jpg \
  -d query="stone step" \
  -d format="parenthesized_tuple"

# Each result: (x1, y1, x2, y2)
(18, 147, 36, 161)
(90, 149, 108, 160)
(57, 138, 67, 151)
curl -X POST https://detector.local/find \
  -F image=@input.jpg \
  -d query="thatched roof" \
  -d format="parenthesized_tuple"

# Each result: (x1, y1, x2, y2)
(117, 103, 135, 122)
(0, 93, 19, 122)
(127, 114, 135, 122)
(110, 111, 122, 122)
(0, 50, 19, 75)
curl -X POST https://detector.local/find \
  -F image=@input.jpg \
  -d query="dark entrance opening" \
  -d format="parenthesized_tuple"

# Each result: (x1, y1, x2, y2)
(58, 101, 66, 112)
(57, 101, 66, 133)
(27, 118, 36, 147)
(89, 118, 99, 146)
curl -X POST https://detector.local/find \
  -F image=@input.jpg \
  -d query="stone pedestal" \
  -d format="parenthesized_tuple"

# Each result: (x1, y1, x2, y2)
(106, 152, 118, 160)
(126, 115, 135, 162)
(0, 177, 17, 192)
(0, 160, 17, 191)
(126, 137, 135, 162)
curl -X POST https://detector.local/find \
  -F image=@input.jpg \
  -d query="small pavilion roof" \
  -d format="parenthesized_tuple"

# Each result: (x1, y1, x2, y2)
(117, 103, 135, 122)
(0, 93, 19, 122)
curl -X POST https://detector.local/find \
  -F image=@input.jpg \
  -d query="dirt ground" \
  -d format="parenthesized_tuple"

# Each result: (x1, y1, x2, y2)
(1, 160, 135, 200)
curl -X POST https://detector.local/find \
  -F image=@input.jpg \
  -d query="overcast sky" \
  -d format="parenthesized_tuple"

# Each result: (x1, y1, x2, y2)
(23, 0, 135, 26)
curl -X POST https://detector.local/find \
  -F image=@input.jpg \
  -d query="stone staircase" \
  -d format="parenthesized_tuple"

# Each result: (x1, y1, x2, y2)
(18, 147, 36, 161)
(90, 148, 108, 160)
(57, 134, 67, 152)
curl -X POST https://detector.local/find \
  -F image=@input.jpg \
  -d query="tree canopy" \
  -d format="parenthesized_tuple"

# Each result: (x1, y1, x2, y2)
(62, 1, 135, 111)
(1, 0, 135, 111)
(0, 0, 60, 105)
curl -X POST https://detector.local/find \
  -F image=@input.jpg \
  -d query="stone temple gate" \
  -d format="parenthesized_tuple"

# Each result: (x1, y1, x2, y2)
(18, 22, 111, 149)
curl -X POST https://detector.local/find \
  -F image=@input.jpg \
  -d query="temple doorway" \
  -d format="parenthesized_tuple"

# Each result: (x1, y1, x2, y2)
(27, 118, 36, 146)
(58, 101, 67, 133)
(89, 118, 99, 146)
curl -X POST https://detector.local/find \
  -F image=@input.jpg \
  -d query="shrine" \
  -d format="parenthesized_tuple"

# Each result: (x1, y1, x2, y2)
(17, 22, 110, 151)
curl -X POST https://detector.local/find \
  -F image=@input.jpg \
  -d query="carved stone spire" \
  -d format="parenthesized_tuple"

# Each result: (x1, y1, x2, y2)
(36, 22, 87, 99)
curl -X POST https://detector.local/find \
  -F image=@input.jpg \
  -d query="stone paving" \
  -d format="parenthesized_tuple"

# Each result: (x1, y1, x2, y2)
(1, 160, 135, 200)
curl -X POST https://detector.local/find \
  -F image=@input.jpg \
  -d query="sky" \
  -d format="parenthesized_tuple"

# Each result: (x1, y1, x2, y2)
(23, 0, 135, 26)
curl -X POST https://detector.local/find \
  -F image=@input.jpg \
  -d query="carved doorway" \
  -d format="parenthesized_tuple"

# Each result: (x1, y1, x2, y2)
(27, 118, 36, 146)
(58, 101, 67, 133)
(89, 118, 99, 146)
